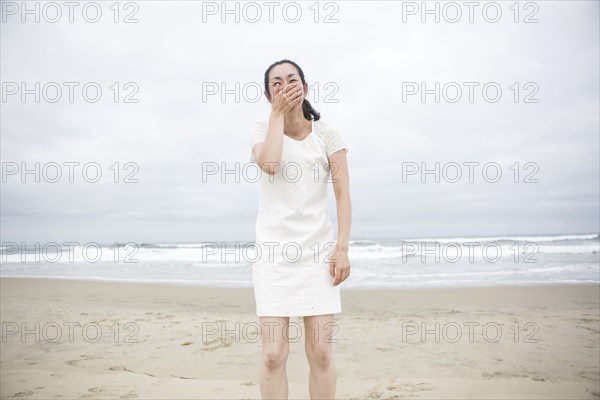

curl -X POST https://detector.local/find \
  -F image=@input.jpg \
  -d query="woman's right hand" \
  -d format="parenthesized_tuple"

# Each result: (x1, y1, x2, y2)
(270, 83, 303, 117)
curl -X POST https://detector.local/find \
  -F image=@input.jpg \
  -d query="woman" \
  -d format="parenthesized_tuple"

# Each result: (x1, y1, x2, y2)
(249, 59, 352, 399)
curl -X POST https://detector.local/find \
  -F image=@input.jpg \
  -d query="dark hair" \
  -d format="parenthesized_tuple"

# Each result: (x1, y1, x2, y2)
(263, 59, 320, 121)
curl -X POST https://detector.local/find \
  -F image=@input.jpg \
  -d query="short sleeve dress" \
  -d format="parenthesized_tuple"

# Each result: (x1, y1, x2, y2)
(249, 119, 348, 317)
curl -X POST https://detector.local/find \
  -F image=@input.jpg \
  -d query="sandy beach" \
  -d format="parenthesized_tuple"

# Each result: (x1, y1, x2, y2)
(1, 277, 598, 399)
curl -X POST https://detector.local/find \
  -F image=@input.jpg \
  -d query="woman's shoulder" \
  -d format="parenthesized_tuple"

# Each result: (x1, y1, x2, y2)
(314, 120, 344, 142)
(313, 119, 348, 156)
(313, 119, 337, 136)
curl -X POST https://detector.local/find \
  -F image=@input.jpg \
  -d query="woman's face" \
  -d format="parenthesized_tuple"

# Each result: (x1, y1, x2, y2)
(267, 63, 306, 102)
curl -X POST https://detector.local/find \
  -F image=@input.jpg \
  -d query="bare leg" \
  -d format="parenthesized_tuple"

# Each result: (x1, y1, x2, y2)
(258, 316, 290, 399)
(304, 314, 337, 399)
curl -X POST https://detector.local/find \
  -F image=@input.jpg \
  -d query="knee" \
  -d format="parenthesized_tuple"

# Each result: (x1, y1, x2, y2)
(306, 344, 333, 369)
(262, 348, 287, 370)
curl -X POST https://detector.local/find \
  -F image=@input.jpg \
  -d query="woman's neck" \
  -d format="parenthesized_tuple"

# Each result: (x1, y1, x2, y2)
(284, 110, 311, 138)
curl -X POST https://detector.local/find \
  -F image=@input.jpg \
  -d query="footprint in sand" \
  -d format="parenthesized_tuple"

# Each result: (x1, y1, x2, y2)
(579, 372, 600, 382)
(65, 355, 102, 366)
(482, 371, 529, 379)
(366, 381, 435, 399)
(202, 341, 233, 352)
(392, 383, 435, 392)
(531, 376, 553, 382)
(585, 389, 599, 398)
(119, 389, 139, 398)
(9, 391, 35, 398)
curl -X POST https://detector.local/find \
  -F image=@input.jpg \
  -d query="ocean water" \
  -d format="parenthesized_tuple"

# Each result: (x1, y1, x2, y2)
(1, 234, 598, 289)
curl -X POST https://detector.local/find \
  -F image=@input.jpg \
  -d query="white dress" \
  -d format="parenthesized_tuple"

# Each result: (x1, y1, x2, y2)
(249, 119, 348, 317)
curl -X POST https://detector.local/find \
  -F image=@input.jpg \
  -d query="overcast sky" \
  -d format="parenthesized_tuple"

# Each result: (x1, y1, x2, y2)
(1, 1, 598, 244)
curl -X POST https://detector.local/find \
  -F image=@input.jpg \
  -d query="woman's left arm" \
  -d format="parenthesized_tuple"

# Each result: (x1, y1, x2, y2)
(328, 150, 351, 286)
